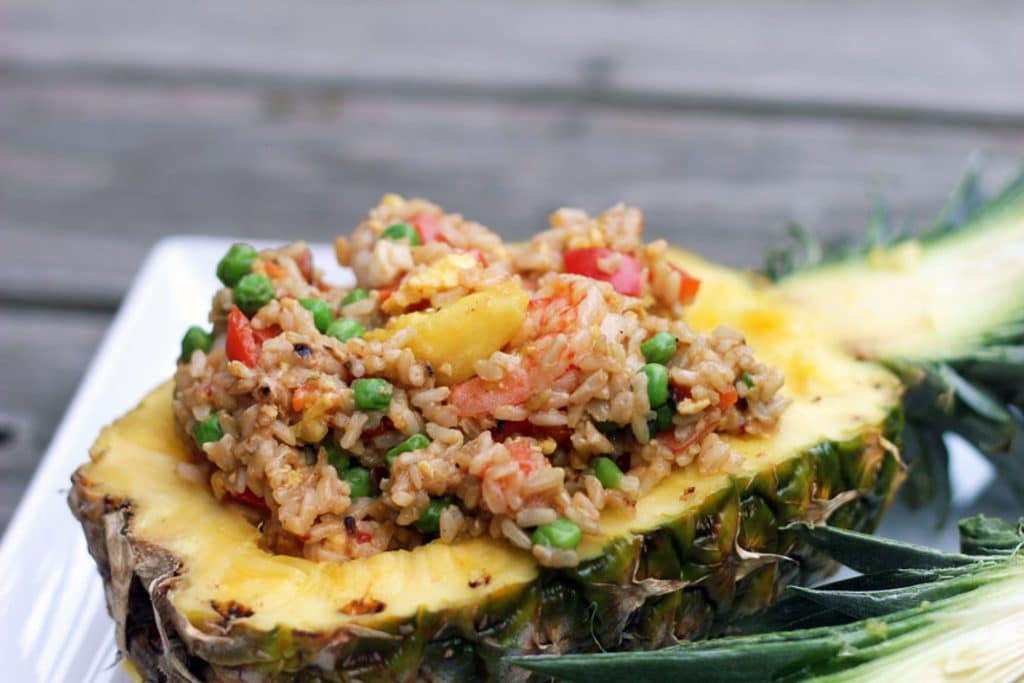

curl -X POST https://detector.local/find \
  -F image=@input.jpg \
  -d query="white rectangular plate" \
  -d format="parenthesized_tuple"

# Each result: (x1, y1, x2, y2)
(0, 237, 1010, 682)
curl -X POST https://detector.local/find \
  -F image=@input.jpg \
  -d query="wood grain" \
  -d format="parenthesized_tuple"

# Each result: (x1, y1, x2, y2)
(0, 309, 109, 479)
(4, 81, 1023, 310)
(4, 0, 1023, 120)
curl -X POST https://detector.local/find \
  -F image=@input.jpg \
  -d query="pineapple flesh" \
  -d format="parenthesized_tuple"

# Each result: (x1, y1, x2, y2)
(71, 249, 904, 681)
(772, 170, 1024, 506)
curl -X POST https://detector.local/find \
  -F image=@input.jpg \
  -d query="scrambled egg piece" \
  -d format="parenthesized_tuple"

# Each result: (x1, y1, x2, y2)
(381, 253, 479, 315)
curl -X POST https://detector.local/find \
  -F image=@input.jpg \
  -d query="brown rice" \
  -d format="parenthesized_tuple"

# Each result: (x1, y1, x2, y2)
(173, 196, 789, 568)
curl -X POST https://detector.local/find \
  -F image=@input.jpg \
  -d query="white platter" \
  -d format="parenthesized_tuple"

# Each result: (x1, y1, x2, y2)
(0, 237, 1012, 682)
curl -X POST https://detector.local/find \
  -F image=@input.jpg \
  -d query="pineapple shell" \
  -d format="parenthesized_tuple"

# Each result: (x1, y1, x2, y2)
(70, 252, 905, 681)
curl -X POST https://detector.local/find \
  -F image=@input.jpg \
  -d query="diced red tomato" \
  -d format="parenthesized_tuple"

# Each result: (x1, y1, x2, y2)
(563, 248, 644, 297)
(719, 386, 738, 410)
(450, 367, 534, 418)
(671, 265, 701, 305)
(226, 488, 268, 511)
(226, 306, 259, 368)
(252, 324, 282, 345)
(411, 214, 443, 243)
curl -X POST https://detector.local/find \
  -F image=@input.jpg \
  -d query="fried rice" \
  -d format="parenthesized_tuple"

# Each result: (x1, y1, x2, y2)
(173, 196, 789, 568)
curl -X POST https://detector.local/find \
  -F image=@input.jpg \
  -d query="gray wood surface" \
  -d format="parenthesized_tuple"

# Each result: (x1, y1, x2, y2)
(5, 81, 1023, 309)
(5, 0, 1023, 118)
(0, 309, 109, 520)
(2, 0, 1023, 532)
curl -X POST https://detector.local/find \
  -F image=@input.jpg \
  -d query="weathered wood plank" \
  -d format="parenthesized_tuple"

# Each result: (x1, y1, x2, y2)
(2, 81, 1023, 308)
(3, 0, 1023, 120)
(0, 308, 109, 479)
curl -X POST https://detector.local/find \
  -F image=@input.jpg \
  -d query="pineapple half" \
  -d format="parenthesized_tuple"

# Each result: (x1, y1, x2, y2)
(69, 172, 1023, 681)
(770, 169, 1024, 512)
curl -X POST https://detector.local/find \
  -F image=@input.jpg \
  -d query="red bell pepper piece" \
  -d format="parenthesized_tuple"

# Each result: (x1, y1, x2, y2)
(563, 248, 643, 296)
(226, 306, 259, 367)
(411, 214, 443, 243)
(252, 324, 282, 345)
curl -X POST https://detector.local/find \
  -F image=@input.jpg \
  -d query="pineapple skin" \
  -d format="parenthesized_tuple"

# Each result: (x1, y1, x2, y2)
(69, 406, 902, 682)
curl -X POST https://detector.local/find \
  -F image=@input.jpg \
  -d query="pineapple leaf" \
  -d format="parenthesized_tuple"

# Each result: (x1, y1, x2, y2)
(925, 165, 986, 238)
(933, 363, 1011, 423)
(891, 356, 1024, 508)
(897, 427, 950, 525)
(508, 516, 1024, 682)
(786, 566, 999, 620)
(782, 521, 976, 573)
(730, 566, 971, 634)
(764, 223, 823, 280)
(959, 515, 1024, 556)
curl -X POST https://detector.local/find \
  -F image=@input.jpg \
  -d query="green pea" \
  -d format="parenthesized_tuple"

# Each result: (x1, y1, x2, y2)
(299, 297, 333, 333)
(380, 222, 421, 245)
(192, 414, 223, 448)
(594, 420, 622, 436)
(651, 401, 675, 434)
(741, 372, 756, 388)
(216, 243, 258, 287)
(341, 288, 370, 306)
(641, 363, 670, 408)
(234, 272, 275, 315)
(326, 318, 366, 342)
(641, 331, 678, 364)
(323, 441, 351, 474)
(343, 466, 373, 498)
(592, 457, 624, 490)
(416, 498, 448, 534)
(531, 518, 582, 550)
(353, 378, 392, 411)
(180, 325, 213, 361)
(386, 433, 431, 468)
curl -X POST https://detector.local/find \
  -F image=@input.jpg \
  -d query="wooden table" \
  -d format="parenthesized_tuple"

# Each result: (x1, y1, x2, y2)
(3, 0, 1023, 530)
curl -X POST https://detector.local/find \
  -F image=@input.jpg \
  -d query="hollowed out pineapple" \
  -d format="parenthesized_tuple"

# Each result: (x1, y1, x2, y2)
(70, 172, 1024, 681)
